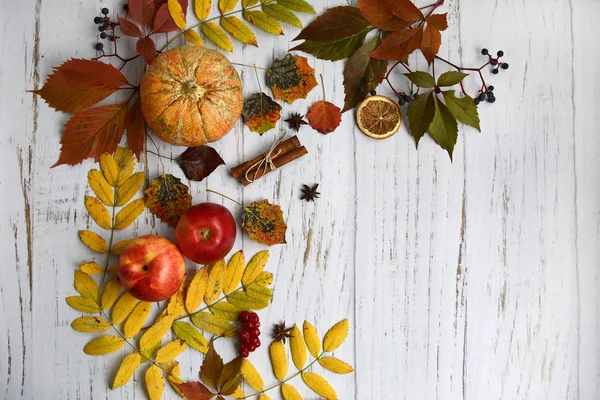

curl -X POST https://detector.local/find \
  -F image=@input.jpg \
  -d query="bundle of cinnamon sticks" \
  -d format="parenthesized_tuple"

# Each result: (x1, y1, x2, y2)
(231, 136, 308, 186)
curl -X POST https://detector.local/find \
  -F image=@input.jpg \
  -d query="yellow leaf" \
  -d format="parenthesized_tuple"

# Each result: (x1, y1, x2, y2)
(242, 250, 269, 285)
(262, 4, 302, 28)
(221, 16, 257, 46)
(223, 250, 245, 294)
(172, 321, 209, 353)
(88, 169, 114, 206)
(227, 291, 270, 310)
(245, 283, 273, 302)
(303, 320, 321, 358)
(74, 270, 99, 301)
(115, 198, 145, 230)
(101, 278, 121, 309)
(80, 261, 103, 275)
(219, 0, 237, 13)
(210, 301, 242, 321)
(145, 365, 165, 400)
(71, 316, 111, 332)
(243, 10, 283, 35)
(275, 0, 316, 13)
(116, 172, 145, 206)
(281, 384, 302, 400)
(301, 372, 338, 400)
(323, 319, 349, 352)
(231, 388, 245, 398)
(79, 230, 108, 253)
(112, 292, 139, 324)
(195, 0, 211, 20)
(184, 30, 204, 46)
(269, 341, 288, 381)
(318, 357, 354, 374)
(141, 341, 161, 363)
(111, 239, 133, 255)
(191, 312, 236, 337)
(112, 353, 141, 389)
(186, 267, 208, 313)
(240, 359, 263, 391)
(255, 271, 273, 286)
(113, 147, 135, 187)
(66, 296, 100, 313)
(85, 196, 113, 230)
(167, 282, 186, 317)
(140, 316, 175, 350)
(107, 264, 118, 274)
(289, 324, 306, 370)
(201, 22, 233, 52)
(124, 301, 152, 338)
(168, 0, 187, 29)
(100, 153, 119, 187)
(155, 340, 188, 363)
(83, 335, 124, 356)
(242, 0, 258, 6)
(204, 260, 225, 304)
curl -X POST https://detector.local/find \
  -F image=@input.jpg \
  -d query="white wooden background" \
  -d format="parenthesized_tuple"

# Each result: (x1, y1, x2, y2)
(1, 0, 599, 399)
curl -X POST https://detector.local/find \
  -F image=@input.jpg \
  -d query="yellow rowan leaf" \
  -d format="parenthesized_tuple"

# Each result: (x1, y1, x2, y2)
(111, 239, 133, 255)
(195, 0, 211, 20)
(168, 0, 187, 29)
(66, 296, 100, 313)
(112, 292, 139, 324)
(141, 341, 161, 363)
(167, 282, 186, 317)
(259, 394, 271, 400)
(318, 357, 354, 374)
(242, 0, 258, 6)
(219, 0, 237, 13)
(221, 16, 257, 46)
(223, 250, 244, 294)
(204, 260, 225, 304)
(245, 283, 273, 302)
(302, 372, 338, 400)
(186, 267, 208, 313)
(243, 10, 283, 35)
(289, 324, 306, 369)
(184, 30, 204, 46)
(323, 319, 349, 352)
(113, 147, 135, 187)
(124, 301, 152, 338)
(115, 198, 145, 230)
(116, 172, 145, 206)
(281, 383, 302, 400)
(303, 321, 321, 358)
(74, 270, 99, 301)
(210, 301, 242, 321)
(140, 316, 175, 351)
(107, 264, 118, 274)
(262, 4, 302, 28)
(80, 261, 103, 275)
(255, 271, 273, 286)
(227, 291, 270, 310)
(191, 312, 237, 337)
(240, 359, 263, 391)
(172, 321, 209, 353)
(85, 196, 112, 229)
(231, 388, 245, 398)
(83, 335, 124, 356)
(202, 22, 233, 52)
(79, 230, 108, 253)
(145, 364, 164, 400)
(71, 316, 111, 332)
(242, 250, 269, 285)
(101, 278, 121, 309)
(155, 340, 188, 363)
(269, 341, 288, 381)
(88, 169, 114, 206)
(112, 353, 141, 389)
(100, 153, 119, 186)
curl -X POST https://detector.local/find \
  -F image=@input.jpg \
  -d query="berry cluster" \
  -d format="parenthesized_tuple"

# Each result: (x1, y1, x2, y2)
(475, 85, 496, 105)
(481, 49, 509, 75)
(239, 311, 261, 358)
(93, 7, 119, 50)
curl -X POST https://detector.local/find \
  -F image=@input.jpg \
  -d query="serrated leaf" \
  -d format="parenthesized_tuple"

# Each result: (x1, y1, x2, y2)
(79, 230, 108, 253)
(241, 92, 282, 134)
(80, 261, 103, 275)
(112, 292, 139, 324)
(219, 0, 238, 13)
(145, 365, 165, 400)
(242, 0, 258, 5)
(140, 316, 175, 350)
(290, 31, 368, 62)
(156, 340, 188, 363)
(294, 6, 368, 41)
(74, 270, 99, 301)
(303, 320, 321, 358)
(227, 291, 270, 310)
(269, 341, 288, 381)
(245, 283, 273, 302)
(83, 335, 124, 356)
(263, 4, 302, 27)
(112, 239, 134, 255)
(66, 296, 100, 313)
(100, 153, 119, 187)
(427, 13, 448, 31)
(186, 267, 209, 313)
(323, 319, 349, 352)
(266, 54, 317, 104)
(195, 0, 212, 20)
(141, 341, 161, 363)
(145, 174, 192, 227)
(88, 169, 114, 206)
(241, 359, 264, 390)
(170, 381, 214, 400)
(124, 301, 152, 338)
(221, 16, 257, 46)
(119, 16, 143, 37)
(113, 147, 135, 187)
(205, 260, 226, 304)
(201, 342, 223, 389)
(307, 101, 342, 134)
(219, 357, 243, 391)
(223, 251, 245, 294)
(368, 26, 423, 61)
(191, 312, 236, 337)
(202, 22, 233, 52)
(289, 324, 306, 370)
(172, 321, 209, 353)
(112, 353, 141, 389)
(357, 0, 411, 31)
(129, 0, 156, 28)
(71, 316, 111, 332)
(242, 200, 287, 246)
(302, 372, 337, 400)
(210, 301, 242, 321)
(154, 0, 189, 33)
(221, 374, 242, 396)
(442, 90, 480, 131)
(167, 282, 186, 317)
(437, 71, 469, 87)
(407, 90, 435, 146)
(318, 357, 354, 374)
(85, 196, 112, 230)
(168, 0, 187, 29)
(126, 91, 145, 162)
(404, 71, 436, 88)
(254, 271, 273, 287)
(101, 278, 121, 309)
(242, 251, 269, 285)
(420, 23, 442, 64)
(115, 198, 145, 230)
(178, 145, 225, 181)
(429, 96, 458, 159)
(281, 383, 302, 400)
(276, 0, 315, 13)
(185, 29, 205, 46)
(116, 172, 145, 206)
(243, 10, 283, 35)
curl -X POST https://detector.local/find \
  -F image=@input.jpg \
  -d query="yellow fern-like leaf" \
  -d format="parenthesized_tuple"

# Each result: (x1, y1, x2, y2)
(221, 16, 258, 46)
(172, 321, 208, 353)
(302, 372, 338, 400)
(191, 312, 236, 337)
(111, 239, 133, 255)
(242, 0, 258, 7)
(219, 0, 238, 13)
(83, 335, 124, 356)
(168, 0, 187, 29)
(66, 296, 100, 313)
(140, 316, 175, 351)
(227, 291, 270, 310)
(88, 169, 114, 206)
(303, 320, 321, 358)
(167, 282, 186, 317)
(262, 4, 302, 28)
(112, 353, 141, 389)
(115, 198, 145, 230)
(259, 394, 271, 400)
(116, 172, 145, 206)
(113, 147, 135, 187)
(145, 364, 165, 400)
(79, 261, 103, 275)
(255, 271, 273, 286)
(124, 301, 152, 338)
(155, 339, 188, 363)
(209, 301, 242, 321)
(85, 196, 112, 229)
(100, 153, 119, 186)
(204, 260, 225, 304)
(323, 319, 349, 352)
(71, 316, 111, 332)
(241, 359, 264, 391)
(112, 292, 139, 324)
(195, 0, 211, 20)
(186, 267, 208, 313)
(281, 383, 302, 400)
(74, 270, 99, 301)
(101, 278, 121, 309)
(289, 324, 306, 369)
(269, 341, 288, 381)
(79, 230, 108, 253)
(245, 283, 273, 302)
(243, 10, 283, 35)
(318, 357, 354, 374)
(202, 22, 233, 52)
(223, 250, 245, 294)
(184, 30, 204, 46)
(242, 250, 269, 285)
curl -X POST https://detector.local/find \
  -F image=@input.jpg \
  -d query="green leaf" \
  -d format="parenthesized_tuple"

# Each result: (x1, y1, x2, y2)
(227, 291, 270, 310)
(172, 321, 209, 353)
(220, 16, 258, 46)
(201, 22, 233, 52)
(210, 301, 243, 321)
(290, 30, 368, 62)
(243, 10, 283, 35)
(404, 71, 436, 88)
(429, 96, 458, 159)
(276, 0, 315, 13)
(262, 4, 302, 27)
(442, 90, 481, 131)
(191, 312, 237, 337)
(407, 91, 436, 146)
(437, 71, 469, 87)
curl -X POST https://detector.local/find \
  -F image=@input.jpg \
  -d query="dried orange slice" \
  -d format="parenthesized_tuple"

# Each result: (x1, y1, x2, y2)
(356, 95, 402, 140)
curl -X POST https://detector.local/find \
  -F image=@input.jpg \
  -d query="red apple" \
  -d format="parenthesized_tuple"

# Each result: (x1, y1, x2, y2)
(176, 202, 236, 264)
(117, 235, 185, 302)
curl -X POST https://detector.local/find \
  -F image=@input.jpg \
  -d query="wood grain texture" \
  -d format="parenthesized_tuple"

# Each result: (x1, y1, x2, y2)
(0, 0, 598, 399)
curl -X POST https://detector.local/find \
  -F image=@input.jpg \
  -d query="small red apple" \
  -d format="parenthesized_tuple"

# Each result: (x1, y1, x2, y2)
(117, 235, 185, 302)
(176, 202, 236, 265)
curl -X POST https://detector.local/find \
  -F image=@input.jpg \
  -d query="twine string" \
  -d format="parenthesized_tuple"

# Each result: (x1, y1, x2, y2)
(245, 134, 287, 183)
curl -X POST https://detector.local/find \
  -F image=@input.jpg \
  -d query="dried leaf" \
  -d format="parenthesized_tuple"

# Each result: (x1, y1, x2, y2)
(218, 357, 243, 391)
(266, 54, 317, 104)
(421, 23, 441, 64)
(241, 359, 264, 391)
(357, 0, 410, 31)
(186, 267, 209, 313)
(242, 200, 287, 246)
(100, 153, 119, 187)
(221, 16, 258, 46)
(185, 30, 205, 46)
(223, 251, 245, 294)
(381, 0, 424, 23)
(241, 93, 282, 134)
(204, 260, 226, 304)
(318, 357, 354, 374)
(221, 374, 242, 396)
(66, 296, 100, 313)
(126, 97, 146, 160)
(427, 13, 448, 31)
(303, 320, 321, 358)
(245, 283, 273, 302)
(88, 169, 114, 206)
(153, 1, 188, 33)
(113, 353, 141, 389)
(191, 312, 236, 337)
(112, 292, 139, 324)
(129, 0, 156, 27)
(145, 174, 192, 227)
(407, 90, 435, 146)
(71, 316, 111, 333)
(307, 101, 342, 134)
(168, 0, 187, 29)
(429, 96, 458, 159)
(219, 0, 238, 14)
(119, 17, 143, 37)
(137, 36, 158, 64)
(301, 372, 338, 400)
(171, 381, 214, 400)
(254, 271, 273, 286)
(145, 364, 165, 400)
(32, 59, 127, 113)
(243, 10, 283, 35)
(293, 6, 368, 41)
(83, 335, 124, 356)
(269, 341, 288, 381)
(263, 4, 302, 28)
(442, 90, 480, 131)
(140, 316, 175, 350)
(276, 0, 315, 13)
(290, 31, 368, 62)
(116, 172, 145, 206)
(115, 198, 145, 230)
(289, 324, 306, 370)
(124, 301, 152, 338)
(281, 384, 302, 400)
(201, 342, 223, 389)
(323, 319, 349, 352)
(85, 196, 112, 230)
(114, 147, 136, 187)
(202, 22, 233, 52)
(195, 0, 212, 20)
(101, 278, 121, 309)
(80, 261, 104, 275)
(368, 26, 423, 61)
(404, 71, 436, 88)
(167, 281, 187, 317)
(178, 146, 225, 182)
(227, 291, 270, 310)
(172, 321, 209, 353)
(112, 239, 134, 255)
(74, 270, 99, 302)
(437, 72, 469, 87)
(79, 230, 108, 253)
(156, 339, 188, 363)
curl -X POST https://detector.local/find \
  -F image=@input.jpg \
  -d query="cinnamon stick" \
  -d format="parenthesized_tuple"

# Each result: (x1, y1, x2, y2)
(231, 136, 301, 179)
(240, 146, 308, 186)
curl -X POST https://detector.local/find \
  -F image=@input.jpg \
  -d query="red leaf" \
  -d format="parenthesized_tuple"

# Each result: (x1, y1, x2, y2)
(381, 0, 424, 24)
(137, 37, 157, 64)
(53, 103, 129, 167)
(177, 146, 225, 181)
(128, 0, 156, 28)
(170, 381, 214, 400)
(293, 6, 370, 41)
(125, 97, 145, 160)
(427, 13, 448, 31)
(32, 59, 127, 113)
(367, 26, 423, 61)
(307, 101, 342, 134)
(357, 0, 410, 31)
(152, 0, 188, 33)
(118, 17, 143, 37)
(421, 24, 442, 64)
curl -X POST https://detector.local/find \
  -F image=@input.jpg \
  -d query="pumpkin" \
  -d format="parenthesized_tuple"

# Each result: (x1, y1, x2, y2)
(140, 45, 243, 147)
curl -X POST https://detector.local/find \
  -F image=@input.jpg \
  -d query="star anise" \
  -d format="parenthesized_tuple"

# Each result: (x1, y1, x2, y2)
(300, 184, 320, 202)
(285, 113, 308, 132)
(271, 322, 294, 344)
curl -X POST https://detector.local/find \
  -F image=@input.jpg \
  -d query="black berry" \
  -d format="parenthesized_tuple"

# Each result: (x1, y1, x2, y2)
(103, 22, 110, 28)
(370, 90, 377, 96)
(361, 76, 370, 83)
(434, 88, 441, 94)
(100, 32, 107, 39)
(402, 94, 412, 103)
(99, 26, 105, 31)
(497, 50, 504, 57)
(474, 98, 480, 105)
(487, 85, 495, 92)
(94, 16, 103, 24)
(487, 96, 496, 104)
(95, 42, 104, 50)
(123, 4, 129, 10)
(398, 98, 406, 106)
(501, 63, 509, 70)
(481, 48, 489, 55)
(101, 7, 109, 15)
(478, 93, 486, 101)
(110, 22, 117, 28)
(487, 92, 494, 99)
(413, 93, 420, 99)
(492, 69, 499, 75)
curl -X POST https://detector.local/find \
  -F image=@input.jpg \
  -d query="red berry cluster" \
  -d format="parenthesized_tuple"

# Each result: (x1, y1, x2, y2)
(239, 311, 261, 358)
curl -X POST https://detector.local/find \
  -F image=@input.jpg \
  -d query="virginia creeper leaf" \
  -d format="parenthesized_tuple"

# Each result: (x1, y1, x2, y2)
(200, 342, 223, 390)
(170, 381, 214, 400)
(118, 17, 143, 37)
(368, 26, 423, 61)
(380, 0, 424, 24)
(429, 96, 458, 159)
(307, 101, 342, 134)
(421, 23, 441, 64)
(404, 71, 436, 88)
(218, 357, 243, 391)
(290, 30, 368, 61)
(242, 199, 287, 246)
(437, 71, 469, 87)
(442, 90, 481, 131)
(144, 174, 192, 226)
(177, 146, 225, 181)
(241, 93, 282, 134)
(407, 90, 435, 146)
(293, 6, 369, 41)
(129, 0, 156, 28)
(427, 13, 448, 31)
(357, 0, 410, 31)
(266, 54, 317, 103)
(137, 36, 157, 64)
(125, 97, 145, 160)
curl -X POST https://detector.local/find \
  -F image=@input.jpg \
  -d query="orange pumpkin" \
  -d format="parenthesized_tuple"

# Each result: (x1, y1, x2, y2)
(140, 46, 243, 147)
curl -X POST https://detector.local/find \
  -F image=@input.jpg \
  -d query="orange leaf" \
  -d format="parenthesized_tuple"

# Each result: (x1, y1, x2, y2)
(242, 199, 287, 246)
(241, 93, 282, 134)
(53, 103, 128, 167)
(357, 0, 410, 31)
(427, 13, 448, 31)
(137, 37, 157, 64)
(367, 26, 423, 61)
(118, 17, 143, 37)
(126, 97, 145, 160)
(32, 59, 128, 113)
(129, 0, 156, 28)
(144, 174, 192, 227)
(421, 24, 442, 64)
(170, 381, 214, 400)
(381, 0, 424, 24)
(152, 0, 188, 33)
(266, 54, 317, 104)
(307, 101, 342, 134)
